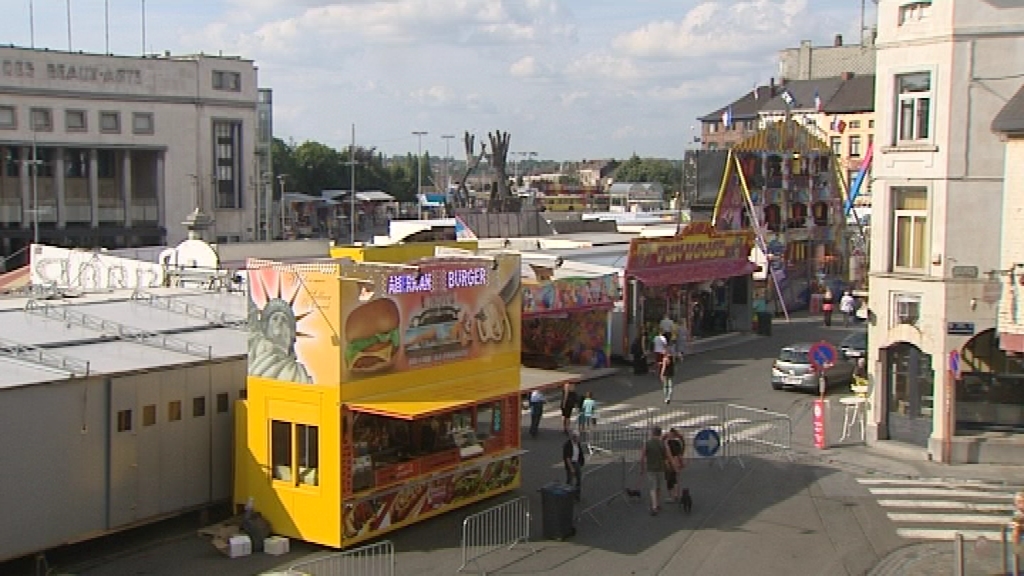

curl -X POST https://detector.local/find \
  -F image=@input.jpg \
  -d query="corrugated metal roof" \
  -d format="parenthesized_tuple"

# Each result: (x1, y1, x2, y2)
(993, 85, 1024, 134)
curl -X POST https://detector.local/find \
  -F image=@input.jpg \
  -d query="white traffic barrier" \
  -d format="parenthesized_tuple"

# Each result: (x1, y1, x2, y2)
(458, 496, 535, 574)
(286, 540, 395, 576)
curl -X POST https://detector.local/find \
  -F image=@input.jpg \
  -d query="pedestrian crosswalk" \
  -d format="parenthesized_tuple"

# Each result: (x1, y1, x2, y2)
(857, 477, 1019, 541)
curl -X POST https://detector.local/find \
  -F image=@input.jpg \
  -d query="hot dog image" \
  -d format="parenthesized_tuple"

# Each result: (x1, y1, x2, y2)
(344, 298, 401, 375)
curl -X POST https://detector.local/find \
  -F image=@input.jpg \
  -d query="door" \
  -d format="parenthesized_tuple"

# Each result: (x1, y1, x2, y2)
(108, 378, 139, 527)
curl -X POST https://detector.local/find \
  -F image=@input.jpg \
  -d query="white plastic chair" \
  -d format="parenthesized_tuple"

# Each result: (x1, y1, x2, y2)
(839, 377, 869, 442)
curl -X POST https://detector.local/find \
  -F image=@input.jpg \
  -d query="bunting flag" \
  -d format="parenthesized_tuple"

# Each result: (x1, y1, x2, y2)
(830, 116, 847, 134)
(814, 90, 823, 112)
(722, 106, 733, 129)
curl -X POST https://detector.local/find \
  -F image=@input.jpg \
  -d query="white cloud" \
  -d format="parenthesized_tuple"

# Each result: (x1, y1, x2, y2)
(510, 55, 555, 78)
(612, 0, 811, 59)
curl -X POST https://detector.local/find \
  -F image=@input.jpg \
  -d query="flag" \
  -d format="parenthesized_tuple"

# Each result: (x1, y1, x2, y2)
(830, 115, 841, 131)
(780, 89, 795, 108)
(722, 106, 733, 129)
(814, 90, 822, 112)
(753, 83, 759, 100)
(454, 216, 477, 240)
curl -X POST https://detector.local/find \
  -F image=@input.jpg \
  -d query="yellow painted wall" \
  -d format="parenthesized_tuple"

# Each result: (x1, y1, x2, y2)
(235, 380, 343, 547)
(330, 241, 478, 263)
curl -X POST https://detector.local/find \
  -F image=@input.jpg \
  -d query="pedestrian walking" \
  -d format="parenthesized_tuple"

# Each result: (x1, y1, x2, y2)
(578, 391, 596, 434)
(563, 430, 585, 500)
(822, 288, 834, 327)
(528, 389, 545, 438)
(561, 382, 578, 435)
(660, 342, 676, 404)
(652, 330, 668, 366)
(664, 429, 686, 503)
(640, 426, 669, 515)
(840, 291, 856, 327)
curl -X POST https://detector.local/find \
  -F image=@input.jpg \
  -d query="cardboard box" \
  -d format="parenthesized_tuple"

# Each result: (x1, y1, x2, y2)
(227, 534, 252, 558)
(264, 535, 290, 556)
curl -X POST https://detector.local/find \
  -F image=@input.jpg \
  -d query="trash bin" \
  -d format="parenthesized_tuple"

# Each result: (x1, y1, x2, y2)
(539, 482, 576, 540)
(757, 312, 773, 336)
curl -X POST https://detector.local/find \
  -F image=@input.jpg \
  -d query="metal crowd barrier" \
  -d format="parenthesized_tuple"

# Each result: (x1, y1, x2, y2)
(577, 455, 631, 526)
(458, 496, 536, 574)
(286, 540, 395, 576)
(584, 403, 792, 468)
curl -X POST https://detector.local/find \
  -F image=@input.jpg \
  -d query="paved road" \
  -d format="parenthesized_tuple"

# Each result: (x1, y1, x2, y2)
(4, 317, 1019, 575)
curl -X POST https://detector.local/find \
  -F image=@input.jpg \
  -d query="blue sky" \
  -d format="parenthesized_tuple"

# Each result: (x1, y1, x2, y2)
(3, 1, 873, 160)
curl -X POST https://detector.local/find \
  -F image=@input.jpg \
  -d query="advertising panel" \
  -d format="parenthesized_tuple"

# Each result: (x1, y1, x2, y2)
(338, 254, 521, 381)
(626, 222, 753, 271)
(246, 260, 343, 385)
(522, 274, 616, 316)
(343, 455, 521, 546)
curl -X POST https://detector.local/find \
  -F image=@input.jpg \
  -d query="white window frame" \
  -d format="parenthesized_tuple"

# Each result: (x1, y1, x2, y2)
(849, 135, 862, 157)
(891, 187, 929, 273)
(899, 1, 932, 26)
(0, 105, 15, 129)
(831, 136, 842, 156)
(891, 293, 922, 328)
(896, 72, 932, 144)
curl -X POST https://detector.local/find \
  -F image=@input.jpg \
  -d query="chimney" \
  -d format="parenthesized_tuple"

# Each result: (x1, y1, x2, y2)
(841, 72, 855, 81)
(834, 34, 843, 47)
(770, 77, 776, 97)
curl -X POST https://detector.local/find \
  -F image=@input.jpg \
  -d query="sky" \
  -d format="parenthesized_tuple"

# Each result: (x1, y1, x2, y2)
(3, 0, 874, 161)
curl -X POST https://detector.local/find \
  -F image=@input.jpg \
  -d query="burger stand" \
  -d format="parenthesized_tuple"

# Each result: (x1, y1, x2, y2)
(624, 222, 756, 352)
(520, 267, 617, 370)
(236, 252, 540, 548)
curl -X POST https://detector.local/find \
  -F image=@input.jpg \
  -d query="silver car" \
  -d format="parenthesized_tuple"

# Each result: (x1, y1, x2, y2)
(771, 342, 855, 392)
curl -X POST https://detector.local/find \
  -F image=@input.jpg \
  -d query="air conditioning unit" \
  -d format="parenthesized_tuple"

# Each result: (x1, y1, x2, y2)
(896, 299, 920, 325)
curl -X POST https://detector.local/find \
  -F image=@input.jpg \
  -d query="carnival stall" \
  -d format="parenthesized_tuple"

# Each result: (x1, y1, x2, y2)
(624, 222, 756, 352)
(712, 120, 847, 313)
(520, 272, 617, 369)
(236, 253, 525, 548)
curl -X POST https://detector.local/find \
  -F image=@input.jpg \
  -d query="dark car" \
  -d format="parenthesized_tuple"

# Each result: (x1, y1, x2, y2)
(839, 330, 868, 360)
(771, 342, 855, 392)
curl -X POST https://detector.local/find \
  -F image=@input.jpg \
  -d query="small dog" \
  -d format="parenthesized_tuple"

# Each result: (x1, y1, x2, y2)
(624, 488, 643, 501)
(680, 488, 693, 513)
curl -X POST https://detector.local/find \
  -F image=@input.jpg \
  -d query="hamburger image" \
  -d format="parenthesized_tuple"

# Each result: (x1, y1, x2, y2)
(344, 298, 401, 375)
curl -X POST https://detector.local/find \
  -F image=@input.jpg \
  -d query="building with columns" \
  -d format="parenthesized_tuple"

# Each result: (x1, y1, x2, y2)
(866, 0, 1024, 463)
(0, 46, 263, 268)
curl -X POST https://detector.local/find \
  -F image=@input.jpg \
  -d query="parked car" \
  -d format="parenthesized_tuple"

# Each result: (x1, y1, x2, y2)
(771, 342, 855, 392)
(839, 329, 868, 360)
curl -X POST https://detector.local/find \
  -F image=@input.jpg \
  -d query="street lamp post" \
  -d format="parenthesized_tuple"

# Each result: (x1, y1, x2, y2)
(412, 131, 428, 219)
(441, 134, 455, 199)
(20, 127, 45, 245)
(348, 124, 357, 243)
(277, 174, 287, 239)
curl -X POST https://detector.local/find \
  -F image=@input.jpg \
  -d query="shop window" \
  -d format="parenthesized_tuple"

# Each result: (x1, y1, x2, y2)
(116, 409, 132, 432)
(297, 424, 319, 486)
(892, 187, 928, 271)
(216, 393, 229, 414)
(168, 400, 182, 422)
(271, 420, 292, 482)
(812, 201, 829, 227)
(193, 396, 206, 418)
(143, 404, 156, 426)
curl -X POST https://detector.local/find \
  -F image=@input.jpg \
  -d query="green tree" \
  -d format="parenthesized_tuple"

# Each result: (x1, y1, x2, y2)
(271, 137, 297, 200)
(613, 155, 679, 198)
(292, 141, 344, 197)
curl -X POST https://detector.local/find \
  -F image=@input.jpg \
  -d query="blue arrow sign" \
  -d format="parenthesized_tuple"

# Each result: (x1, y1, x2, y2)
(694, 429, 721, 458)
